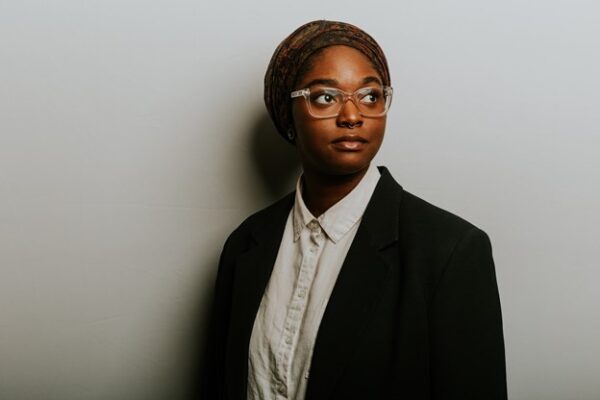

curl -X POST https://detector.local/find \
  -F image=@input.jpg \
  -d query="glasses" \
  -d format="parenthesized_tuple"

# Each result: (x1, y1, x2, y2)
(290, 85, 393, 119)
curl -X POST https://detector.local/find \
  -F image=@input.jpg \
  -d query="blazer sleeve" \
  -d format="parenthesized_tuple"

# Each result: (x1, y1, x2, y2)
(200, 234, 236, 400)
(429, 227, 507, 399)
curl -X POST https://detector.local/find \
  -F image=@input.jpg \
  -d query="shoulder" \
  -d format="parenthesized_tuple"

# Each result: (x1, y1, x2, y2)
(377, 169, 494, 298)
(399, 188, 490, 254)
(376, 166, 490, 258)
(400, 189, 480, 235)
(377, 166, 483, 236)
(221, 191, 295, 255)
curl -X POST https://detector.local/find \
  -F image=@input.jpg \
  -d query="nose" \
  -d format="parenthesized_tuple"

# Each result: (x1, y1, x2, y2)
(336, 98, 363, 128)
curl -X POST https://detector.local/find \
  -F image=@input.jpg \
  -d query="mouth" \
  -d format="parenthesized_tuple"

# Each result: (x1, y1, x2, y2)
(331, 135, 368, 151)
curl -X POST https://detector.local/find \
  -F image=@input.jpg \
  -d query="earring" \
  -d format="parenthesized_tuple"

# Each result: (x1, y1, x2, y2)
(287, 128, 295, 140)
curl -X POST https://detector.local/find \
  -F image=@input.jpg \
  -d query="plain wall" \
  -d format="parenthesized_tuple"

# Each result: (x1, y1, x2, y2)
(1, 0, 599, 399)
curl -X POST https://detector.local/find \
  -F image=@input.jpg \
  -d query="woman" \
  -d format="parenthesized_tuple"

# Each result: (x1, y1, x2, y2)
(202, 20, 507, 399)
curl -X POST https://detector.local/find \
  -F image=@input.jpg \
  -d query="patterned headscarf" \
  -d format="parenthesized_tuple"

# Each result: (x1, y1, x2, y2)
(264, 19, 391, 143)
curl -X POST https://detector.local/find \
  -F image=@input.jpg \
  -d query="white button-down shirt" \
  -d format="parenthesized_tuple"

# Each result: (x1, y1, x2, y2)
(247, 163, 381, 400)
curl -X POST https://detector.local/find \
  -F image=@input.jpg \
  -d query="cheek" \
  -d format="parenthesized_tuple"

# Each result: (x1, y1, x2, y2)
(375, 120, 387, 141)
(295, 124, 328, 155)
(368, 117, 387, 139)
(292, 112, 327, 143)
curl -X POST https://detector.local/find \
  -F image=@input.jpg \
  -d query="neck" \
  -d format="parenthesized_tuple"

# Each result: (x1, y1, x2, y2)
(301, 164, 371, 218)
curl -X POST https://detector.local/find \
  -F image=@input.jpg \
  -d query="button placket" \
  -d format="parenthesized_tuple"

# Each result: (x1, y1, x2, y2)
(275, 219, 324, 394)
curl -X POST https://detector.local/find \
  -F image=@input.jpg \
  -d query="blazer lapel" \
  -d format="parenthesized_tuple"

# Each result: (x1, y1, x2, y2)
(225, 194, 294, 400)
(305, 166, 403, 399)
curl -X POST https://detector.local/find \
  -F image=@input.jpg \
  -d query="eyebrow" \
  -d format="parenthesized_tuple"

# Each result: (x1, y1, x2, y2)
(304, 78, 338, 88)
(362, 76, 383, 86)
(304, 76, 383, 88)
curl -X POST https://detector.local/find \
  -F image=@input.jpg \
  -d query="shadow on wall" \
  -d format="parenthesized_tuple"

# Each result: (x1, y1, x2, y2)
(187, 111, 300, 399)
(247, 111, 301, 201)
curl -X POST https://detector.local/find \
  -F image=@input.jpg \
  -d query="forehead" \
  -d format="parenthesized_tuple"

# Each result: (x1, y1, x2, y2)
(296, 45, 381, 88)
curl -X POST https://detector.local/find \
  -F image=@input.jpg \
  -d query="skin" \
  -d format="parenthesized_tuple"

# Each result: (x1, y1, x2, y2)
(291, 45, 387, 217)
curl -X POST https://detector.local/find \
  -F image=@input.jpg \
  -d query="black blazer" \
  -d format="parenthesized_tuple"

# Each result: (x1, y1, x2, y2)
(202, 166, 507, 399)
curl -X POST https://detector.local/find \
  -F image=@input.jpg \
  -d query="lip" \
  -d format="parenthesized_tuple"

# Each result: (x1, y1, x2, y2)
(331, 135, 368, 151)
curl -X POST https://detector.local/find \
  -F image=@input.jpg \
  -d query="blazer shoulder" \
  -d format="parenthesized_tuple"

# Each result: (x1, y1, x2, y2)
(397, 189, 491, 261)
(223, 191, 295, 253)
(400, 189, 484, 236)
(368, 166, 488, 247)
(396, 189, 494, 298)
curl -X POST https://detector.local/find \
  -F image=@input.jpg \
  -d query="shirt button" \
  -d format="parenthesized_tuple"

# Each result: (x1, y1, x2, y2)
(277, 382, 286, 395)
(285, 336, 292, 345)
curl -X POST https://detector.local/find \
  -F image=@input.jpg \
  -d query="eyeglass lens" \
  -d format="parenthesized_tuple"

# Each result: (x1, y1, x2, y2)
(308, 87, 390, 118)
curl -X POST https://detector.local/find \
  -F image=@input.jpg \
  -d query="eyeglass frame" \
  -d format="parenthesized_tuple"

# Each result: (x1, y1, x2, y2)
(290, 85, 393, 119)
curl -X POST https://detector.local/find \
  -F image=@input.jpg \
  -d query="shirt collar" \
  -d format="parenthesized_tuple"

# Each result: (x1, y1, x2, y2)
(292, 163, 381, 244)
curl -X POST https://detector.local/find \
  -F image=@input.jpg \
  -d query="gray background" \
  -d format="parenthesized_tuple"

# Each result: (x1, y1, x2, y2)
(1, 0, 599, 399)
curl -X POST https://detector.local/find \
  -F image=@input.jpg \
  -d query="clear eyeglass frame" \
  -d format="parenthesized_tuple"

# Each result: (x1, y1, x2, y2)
(290, 85, 393, 119)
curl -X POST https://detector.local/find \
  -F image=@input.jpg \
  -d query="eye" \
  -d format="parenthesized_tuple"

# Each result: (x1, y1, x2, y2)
(311, 90, 339, 105)
(359, 88, 382, 104)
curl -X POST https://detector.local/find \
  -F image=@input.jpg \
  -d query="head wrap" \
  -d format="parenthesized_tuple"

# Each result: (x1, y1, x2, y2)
(264, 19, 391, 143)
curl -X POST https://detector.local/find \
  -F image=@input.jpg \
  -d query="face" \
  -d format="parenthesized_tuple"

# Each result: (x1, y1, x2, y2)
(291, 45, 387, 177)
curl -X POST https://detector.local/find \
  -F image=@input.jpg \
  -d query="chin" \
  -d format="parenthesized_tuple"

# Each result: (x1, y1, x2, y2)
(323, 159, 372, 176)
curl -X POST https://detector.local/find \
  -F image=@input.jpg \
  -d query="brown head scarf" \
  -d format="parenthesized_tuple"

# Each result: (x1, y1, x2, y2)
(264, 20, 391, 143)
